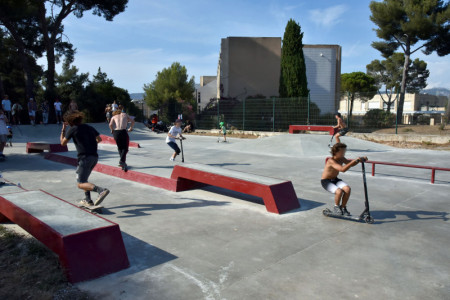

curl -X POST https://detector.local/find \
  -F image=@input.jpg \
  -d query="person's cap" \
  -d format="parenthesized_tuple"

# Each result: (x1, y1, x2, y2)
(7, 126, 11, 129)
(175, 119, 182, 123)
(219, 122, 224, 126)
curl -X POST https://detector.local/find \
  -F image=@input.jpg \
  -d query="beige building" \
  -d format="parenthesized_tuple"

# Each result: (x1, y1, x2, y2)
(339, 93, 448, 124)
(214, 37, 342, 114)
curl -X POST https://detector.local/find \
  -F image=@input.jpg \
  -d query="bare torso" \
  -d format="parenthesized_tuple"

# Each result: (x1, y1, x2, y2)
(321, 157, 350, 179)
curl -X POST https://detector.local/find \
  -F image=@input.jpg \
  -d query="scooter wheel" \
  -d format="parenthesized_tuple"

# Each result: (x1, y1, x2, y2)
(365, 216, 375, 224)
(322, 209, 331, 216)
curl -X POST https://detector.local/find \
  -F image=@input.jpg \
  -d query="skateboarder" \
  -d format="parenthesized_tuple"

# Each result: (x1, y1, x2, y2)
(219, 121, 227, 142)
(60, 110, 109, 207)
(109, 106, 135, 171)
(166, 119, 185, 161)
(333, 113, 348, 144)
(321, 143, 367, 216)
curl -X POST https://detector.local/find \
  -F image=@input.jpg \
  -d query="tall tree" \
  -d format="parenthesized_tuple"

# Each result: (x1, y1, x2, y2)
(143, 62, 196, 122)
(341, 72, 378, 120)
(370, 0, 450, 124)
(35, 0, 128, 99)
(279, 19, 309, 98)
(366, 52, 429, 112)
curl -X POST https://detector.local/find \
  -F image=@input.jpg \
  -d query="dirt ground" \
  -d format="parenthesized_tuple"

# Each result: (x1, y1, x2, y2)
(373, 124, 450, 135)
(0, 225, 94, 300)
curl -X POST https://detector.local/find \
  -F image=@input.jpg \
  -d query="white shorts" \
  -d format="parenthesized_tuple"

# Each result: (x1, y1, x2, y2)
(321, 178, 348, 194)
(29, 110, 36, 117)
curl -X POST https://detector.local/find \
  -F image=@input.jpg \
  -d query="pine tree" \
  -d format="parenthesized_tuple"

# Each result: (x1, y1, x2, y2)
(279, 19, 309, 98)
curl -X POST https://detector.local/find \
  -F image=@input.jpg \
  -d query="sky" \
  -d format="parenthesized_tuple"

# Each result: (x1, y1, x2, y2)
(48, 0, 450, 93)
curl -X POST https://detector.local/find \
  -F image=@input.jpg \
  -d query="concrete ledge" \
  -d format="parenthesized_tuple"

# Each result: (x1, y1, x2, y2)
(350, 133, 450, 144)
(26, 142, 68, 153)
(100, 134, 141, 148)
(45, 154, 177, 191)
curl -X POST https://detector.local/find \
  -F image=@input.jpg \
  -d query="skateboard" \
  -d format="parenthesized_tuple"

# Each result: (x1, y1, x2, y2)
(78, 204, 104, 214)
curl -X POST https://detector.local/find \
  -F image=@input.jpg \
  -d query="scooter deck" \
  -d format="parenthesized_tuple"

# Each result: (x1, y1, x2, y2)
(323, 208, 374, 224)
(78, 204, 104, 214)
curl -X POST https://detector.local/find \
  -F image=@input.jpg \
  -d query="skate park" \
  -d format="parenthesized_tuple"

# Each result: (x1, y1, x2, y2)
(1, 123, 449, 299)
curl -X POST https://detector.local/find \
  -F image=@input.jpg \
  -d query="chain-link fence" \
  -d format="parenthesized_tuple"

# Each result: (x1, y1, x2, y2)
(195, 93, 449, 132)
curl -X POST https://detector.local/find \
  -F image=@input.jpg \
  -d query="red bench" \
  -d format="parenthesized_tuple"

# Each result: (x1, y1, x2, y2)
(100, 134, 141, 148)
(289, 125, 336, 135)
(0, 188, 129, 283)
(26, 142, 68, 153)
(171, 163, 300, 214)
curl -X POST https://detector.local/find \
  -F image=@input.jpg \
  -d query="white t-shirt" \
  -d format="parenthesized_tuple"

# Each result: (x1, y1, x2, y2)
(2, 99, 11, 111)
(0, 115, 8, 135)
(166, 126, 182, 143)
(54, 102, 62, 111)
(112, 103, 119, 111)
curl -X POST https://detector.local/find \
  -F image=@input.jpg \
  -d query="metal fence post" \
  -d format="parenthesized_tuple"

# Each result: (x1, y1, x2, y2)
(307, 93, 310, 125)
(217, 99, 220, 128)
(347, 92, 350, 128)
(272, 97, 275, 132)
(395, 91, 399, 134)
(243, 98, 245, 131)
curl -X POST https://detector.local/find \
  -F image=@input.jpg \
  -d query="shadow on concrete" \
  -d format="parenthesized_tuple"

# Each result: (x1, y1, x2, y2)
(107, 198, 230, 218)
(201, 186, 264, 205)
(130, 166, 174, 170)
(372, 210, 449, 223)
(119, 231, 177, 275)
(346, 148, 389, 153)
(207, 163, 251, 167)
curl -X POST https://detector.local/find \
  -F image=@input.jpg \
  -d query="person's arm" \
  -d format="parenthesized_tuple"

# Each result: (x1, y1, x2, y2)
(328, 158, 359, 173)
(127, 115, 135, 132)
(109, 117, 115, 133)
(60, 123, 70, 146)
(96, 135, 102, 143)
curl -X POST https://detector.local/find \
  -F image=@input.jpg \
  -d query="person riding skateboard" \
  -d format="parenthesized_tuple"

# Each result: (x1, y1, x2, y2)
(321, 143, 367, 216)
(109, 105, 135, 171)
(60, 110, 110, 207)
(333, 113, 348, 144)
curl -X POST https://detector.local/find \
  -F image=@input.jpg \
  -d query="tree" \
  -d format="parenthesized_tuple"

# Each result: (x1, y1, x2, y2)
(143, 62, 196, 122)
(341, 72, 378, 120)
(279, 19, 308, 98)
(370, 0, 450, 124)
(35, 0, 128, 99)
(366, 53, 429, 112)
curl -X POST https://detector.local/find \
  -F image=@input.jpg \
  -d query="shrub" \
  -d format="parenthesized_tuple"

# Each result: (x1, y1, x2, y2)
(363, 109, 395, 128)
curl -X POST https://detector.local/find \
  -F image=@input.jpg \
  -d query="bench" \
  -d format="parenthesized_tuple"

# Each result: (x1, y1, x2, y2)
(26, 142, 68, 153)
(171, 163, 300, 214)
(100, 134, 141, 148)
(289, 125, 336, 135)
(0, 189, 129, 283)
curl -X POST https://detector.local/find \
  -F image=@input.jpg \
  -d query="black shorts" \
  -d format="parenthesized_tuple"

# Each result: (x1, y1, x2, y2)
(76, 155, 98, 183)
(167, 141, 181, 154)
(338, 128, 348, 136)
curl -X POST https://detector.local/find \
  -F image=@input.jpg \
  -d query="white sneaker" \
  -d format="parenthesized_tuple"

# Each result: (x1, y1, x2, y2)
(170, 157, 175, 161)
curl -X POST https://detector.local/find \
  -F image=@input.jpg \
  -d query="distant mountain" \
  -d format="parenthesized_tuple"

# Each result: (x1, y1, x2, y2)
(129, 93, 144, 100)
(421, 87, 450, 97)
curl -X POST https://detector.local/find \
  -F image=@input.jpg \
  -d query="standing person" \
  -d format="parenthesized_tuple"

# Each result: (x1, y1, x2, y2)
(2, 95, 12, 121)
(6, 126, 12, 147)
(41, 100, 50, 125)
(111, 100, 119, 113)
(105, 104, 112, 123)
(11, 101, 23, 125)
(69, 100, 78, 112)
(321, 143, 367, 216)
(166, 119, 185, 161)
(60, 110, 110, 207)
(0, 109, 9, 160)
(54, 99, 63, 124)
(109, 105, 135, 171)
(333, 113, 348, 144)
(28, 98, 37, 126)
(183, 120, 194, 133)
(219, 121, 227, 142)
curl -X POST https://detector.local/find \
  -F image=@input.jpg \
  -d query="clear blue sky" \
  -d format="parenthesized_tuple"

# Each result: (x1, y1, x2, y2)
(53, 0, 449, 93)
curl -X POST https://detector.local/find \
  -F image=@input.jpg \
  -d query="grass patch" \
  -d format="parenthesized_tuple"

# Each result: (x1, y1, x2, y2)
(402, 128, 414, 133)
(422, 141, 433, 146)
(0, 225, 94, 300)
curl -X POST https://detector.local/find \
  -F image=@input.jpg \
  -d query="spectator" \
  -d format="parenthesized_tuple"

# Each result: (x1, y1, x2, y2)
(183, 120, 194, 133)
(41, 100, 50, 125)
(28, 98, 37, 126)
(105, 104, 112, 123)
(0, 109, 9, 160)
(6, 126, 12, 147)
(54, 99, 63, 124)
(69, 100, 78, 112)
(11, 102, 23, 125)
(2, 95, 12, 121)
(111, 100, 119, 112)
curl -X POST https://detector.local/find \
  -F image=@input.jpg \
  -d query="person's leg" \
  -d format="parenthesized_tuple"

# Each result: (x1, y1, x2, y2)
(335, 133, 341, 143)
(76, 156, 109, 205)
(334, 188, 343, 206)
(168, 142, 180, 160)
(341, 185, 351, 207)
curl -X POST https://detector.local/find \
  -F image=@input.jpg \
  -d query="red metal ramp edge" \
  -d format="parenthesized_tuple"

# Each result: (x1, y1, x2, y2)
(26, 142, 68, 153)
(0, 189, 129, 283)
(289, 125, 336, 135)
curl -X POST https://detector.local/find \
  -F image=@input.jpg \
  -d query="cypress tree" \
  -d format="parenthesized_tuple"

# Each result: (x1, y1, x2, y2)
(279, 19, 309, 98)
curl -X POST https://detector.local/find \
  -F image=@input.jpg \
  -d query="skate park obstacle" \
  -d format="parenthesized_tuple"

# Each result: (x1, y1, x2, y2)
(26, 142, 68, 153)
(100, 134, 141, 148)
(0, 189, 129, 283)
(171, 163, 300, 214)
(289, 125, 336, 135)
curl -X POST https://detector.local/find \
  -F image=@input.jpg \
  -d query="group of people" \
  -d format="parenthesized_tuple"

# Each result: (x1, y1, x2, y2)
(105, 100, 120, 123)
(1, 95, 77, 126)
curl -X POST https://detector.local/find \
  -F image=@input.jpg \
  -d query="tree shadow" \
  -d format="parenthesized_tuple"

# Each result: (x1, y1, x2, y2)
(107, 198, 230, 218)
(371, 210, 449, 224)
(207, 163, 251, 167)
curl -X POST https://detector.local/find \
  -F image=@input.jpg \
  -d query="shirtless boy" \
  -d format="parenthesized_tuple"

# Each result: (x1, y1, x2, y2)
(333, 113, 348, 144)
(321, 143, 367, 216)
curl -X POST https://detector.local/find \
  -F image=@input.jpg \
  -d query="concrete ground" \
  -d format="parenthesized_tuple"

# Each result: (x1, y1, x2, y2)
(1, 123, 449, 300)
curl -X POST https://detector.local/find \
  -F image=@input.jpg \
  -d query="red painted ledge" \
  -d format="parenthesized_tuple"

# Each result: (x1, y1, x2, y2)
(100, 134, 141, 148)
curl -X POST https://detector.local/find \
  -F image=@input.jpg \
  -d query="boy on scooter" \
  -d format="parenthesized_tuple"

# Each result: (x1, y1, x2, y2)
(321, 143, 367, 216)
